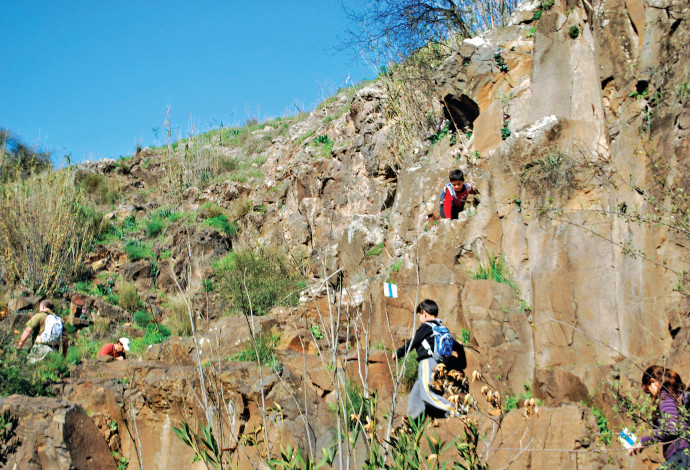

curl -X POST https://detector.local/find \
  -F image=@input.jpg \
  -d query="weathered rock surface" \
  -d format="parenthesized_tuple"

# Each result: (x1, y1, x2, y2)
(0, 395, 116, 470)
(2, 0, 688, 467)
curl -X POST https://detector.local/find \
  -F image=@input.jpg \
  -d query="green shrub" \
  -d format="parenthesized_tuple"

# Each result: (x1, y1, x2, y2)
(123, 240, 153, 261)
(201, 279, 215, 292)
(568, 25, 580, 38)
(133, 310, 152, 328)
(473, 253, 519, 293)
(341, 379, 372, 430)
(229, 330, 282, 373)
(117, 281, 141, 311)
(74, 281, 99, 296)
(312, 135, 335, 159)
(66, 331, 99, 365)
(203, 214, 238, 236)
(402, 349, 418, 391)
(460, 328, 471, 344)
(0, 335, 54, 397)
(146, 219, 164, 237)
(591, 406, 612, 446)
(129, 323, 171, 355)
(34, 351, 70, 385)
(309, 324, 324, 340)
(214, 247, 303, 316)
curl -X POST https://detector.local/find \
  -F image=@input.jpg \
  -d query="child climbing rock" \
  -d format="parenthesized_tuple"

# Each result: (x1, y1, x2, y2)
(628, 365, 690, 467)
(440, 169, 477, 219)
(394, 299, 466, 420)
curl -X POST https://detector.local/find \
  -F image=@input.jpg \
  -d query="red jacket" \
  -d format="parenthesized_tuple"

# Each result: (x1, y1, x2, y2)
(440, 182, 475, 218)
(98, 343, 126, 359)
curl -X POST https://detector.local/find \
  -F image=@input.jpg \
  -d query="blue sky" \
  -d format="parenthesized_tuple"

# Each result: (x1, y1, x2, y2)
(1, 1, 371, 164)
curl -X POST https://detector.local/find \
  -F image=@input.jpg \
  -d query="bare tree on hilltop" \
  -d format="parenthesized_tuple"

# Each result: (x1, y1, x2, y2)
(341, 0, 520, 60)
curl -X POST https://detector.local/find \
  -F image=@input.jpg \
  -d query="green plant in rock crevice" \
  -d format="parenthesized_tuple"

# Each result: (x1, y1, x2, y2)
(472, 253, 519, 294)
(230, 330, 282, 373)
(503, 382, 542, 412)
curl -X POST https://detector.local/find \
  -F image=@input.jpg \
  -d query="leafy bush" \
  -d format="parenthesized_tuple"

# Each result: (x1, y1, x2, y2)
(66, 331, 99, 365)
(129, 323, 171, 355)
(201, 279, 215, 292)
(312, 135, 334, 159)
(123, 240, 153, 261)
(203, 214, 238, 236)
(0, 334, 54, 397)
(229, 330, 282, 373)
(0, 170, 95, 294)
(214, 247, 303, 316)
(133, 310, 152, 328)
(117, 281, 141, 311)
(472, 253, 519, 293)
(146, 219, 164, 237)
(460, 328, 471, 344)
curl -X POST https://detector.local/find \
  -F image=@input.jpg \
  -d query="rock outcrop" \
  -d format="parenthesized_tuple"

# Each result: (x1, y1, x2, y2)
(1, 0, 688, 467)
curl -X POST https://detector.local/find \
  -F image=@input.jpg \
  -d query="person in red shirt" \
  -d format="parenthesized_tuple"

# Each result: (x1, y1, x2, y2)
(440, 169, 477, 219)
(97, 337, 130, 361)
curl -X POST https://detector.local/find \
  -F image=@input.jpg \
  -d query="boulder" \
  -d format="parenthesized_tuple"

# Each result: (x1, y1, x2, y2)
(0, 395, 116, 470)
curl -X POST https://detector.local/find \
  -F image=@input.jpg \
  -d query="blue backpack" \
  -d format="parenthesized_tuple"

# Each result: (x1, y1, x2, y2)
(422, 321, 454, 360)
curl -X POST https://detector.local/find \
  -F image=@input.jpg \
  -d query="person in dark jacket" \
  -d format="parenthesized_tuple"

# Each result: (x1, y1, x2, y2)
(394, 299, 466, 420)
(629, 365, 690, 468)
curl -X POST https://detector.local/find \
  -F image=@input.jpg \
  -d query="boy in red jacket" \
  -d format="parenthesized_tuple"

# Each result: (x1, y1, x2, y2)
(440, 169, 476, 219)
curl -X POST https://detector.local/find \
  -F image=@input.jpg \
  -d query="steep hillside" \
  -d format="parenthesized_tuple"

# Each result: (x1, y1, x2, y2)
(0, 0, 688, 468)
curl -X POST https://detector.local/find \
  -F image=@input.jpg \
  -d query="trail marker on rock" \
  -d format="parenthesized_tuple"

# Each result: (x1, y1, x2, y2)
(384, 282, 398, 298)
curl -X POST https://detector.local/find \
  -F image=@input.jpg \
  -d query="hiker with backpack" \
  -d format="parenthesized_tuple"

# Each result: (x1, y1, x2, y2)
(440, 169, 477, 219)
(16, 299, 65, 364)
(394, 299, 466, 420)
(628, 365, 690, 467)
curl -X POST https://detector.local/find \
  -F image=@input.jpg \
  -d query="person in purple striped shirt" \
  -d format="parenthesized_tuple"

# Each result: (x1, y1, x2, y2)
(629, 365, 689, 468)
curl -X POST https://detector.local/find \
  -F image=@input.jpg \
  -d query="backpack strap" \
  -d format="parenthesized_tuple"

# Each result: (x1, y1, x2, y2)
(421, 321, 439, 357)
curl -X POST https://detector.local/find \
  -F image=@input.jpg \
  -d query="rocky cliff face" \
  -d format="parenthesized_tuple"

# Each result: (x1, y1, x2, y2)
(1, 0, 687, 468)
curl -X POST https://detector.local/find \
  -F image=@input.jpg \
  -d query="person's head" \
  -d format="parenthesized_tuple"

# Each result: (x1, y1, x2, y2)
(116, 337, 131, 353)
(449, 170, 465, 192)
(416, 299, 439, 321)
(39, 299, 54, 312)
(641, 365, 686, 399)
